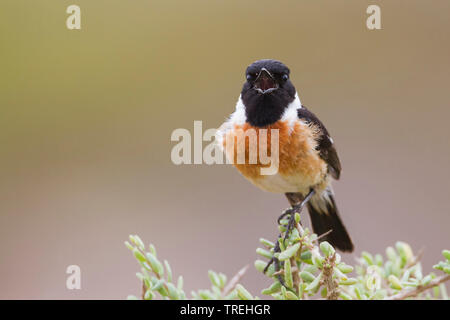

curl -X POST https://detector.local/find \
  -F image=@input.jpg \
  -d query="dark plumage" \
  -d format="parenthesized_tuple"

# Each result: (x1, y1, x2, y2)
(241, 59, 296, 127)
(220, 59, 353, 252)
(307, 194, 354, 252)
(297, 106, 342, 179)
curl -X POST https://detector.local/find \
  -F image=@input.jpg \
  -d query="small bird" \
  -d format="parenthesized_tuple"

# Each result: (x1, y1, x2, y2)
(217, 59, 354, 260)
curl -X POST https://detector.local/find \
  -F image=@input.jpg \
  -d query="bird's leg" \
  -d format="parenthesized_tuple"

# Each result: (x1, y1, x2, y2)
(263, 233, 286, 287)
(264, 189, 315, 287)
(277, 208, 294, 225)
(281, 189, 315, 243)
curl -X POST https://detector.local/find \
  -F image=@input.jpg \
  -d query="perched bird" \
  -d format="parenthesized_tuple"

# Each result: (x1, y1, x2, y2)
(217, 59, 353, 257)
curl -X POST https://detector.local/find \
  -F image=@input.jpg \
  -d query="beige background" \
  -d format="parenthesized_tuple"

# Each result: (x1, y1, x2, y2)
(0, 1, 449, 299)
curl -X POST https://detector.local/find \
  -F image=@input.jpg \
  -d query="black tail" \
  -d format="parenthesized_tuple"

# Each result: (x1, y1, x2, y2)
(307, 192, 354, 252)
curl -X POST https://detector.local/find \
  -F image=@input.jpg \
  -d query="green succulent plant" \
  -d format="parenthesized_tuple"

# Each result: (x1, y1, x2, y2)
(126, 212, 449, 300)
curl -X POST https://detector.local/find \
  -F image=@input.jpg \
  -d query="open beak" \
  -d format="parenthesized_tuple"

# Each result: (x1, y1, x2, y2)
(254, 68, 278, 94)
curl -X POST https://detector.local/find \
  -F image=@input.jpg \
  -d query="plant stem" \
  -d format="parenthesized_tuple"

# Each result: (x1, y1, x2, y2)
(322, 253, 339, 300)
(387, 274, 450, 300)
(223, 265, 249, 296)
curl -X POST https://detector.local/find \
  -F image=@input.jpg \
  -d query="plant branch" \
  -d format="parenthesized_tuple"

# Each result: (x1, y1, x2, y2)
(322, 253, 339, 300)
(406, 248, 424, 269)
(387, 274, 450, 300)
(315, 229, 333, 243)
(223, 265, 249, 296)
(290, 256, 301, 294)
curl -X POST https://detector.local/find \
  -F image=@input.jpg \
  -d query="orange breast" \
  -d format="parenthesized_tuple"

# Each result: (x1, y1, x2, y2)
(223, 120, 327, 193)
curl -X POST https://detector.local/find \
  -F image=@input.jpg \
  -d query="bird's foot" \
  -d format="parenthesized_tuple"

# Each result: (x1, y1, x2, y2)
(277, 204, 304, 244)
(278, 189, 315, 244)
(263, 189, 315, 288)
(277, 207, 295, 225)
(262, 235, 286, 287)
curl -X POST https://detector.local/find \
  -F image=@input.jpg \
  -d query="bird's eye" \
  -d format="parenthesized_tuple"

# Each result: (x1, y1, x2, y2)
(282, 74, 289, 81)
(246, 74, 255, 81)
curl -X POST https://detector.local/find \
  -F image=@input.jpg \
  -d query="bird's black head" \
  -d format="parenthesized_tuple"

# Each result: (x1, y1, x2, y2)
(241, 59, 296, 127)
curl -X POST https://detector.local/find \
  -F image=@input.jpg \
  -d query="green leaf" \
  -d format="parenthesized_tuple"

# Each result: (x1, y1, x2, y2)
(361, 251, 374, 265)
(375, 254, 384, 267)
(300, 271, 316, 283)
(208, 270, 221, 288)
(254, 260, 268, 273)
(440, 283, 448, 300)
(339, 292, 352, 300)
(413, 265, 423, 280)
(396, 242, 413, 267)
(261, 282, 281, 295)
(298, 283, 306, 299)
(305, 272, 322, 292)
(333, 267, 347, 281)
(236, 284, 253, 300)
(300, 250, 312, 260)
(354, 287, 363, 300)
(433, 285, 440, 299)
(212, 285, 221, 297)
(321, 287, 327, 298)
(422, 275, 432, 285)
(218, 273, 227, 289)
(151, 279, 164, 291)
(372, 290, 386, 300)
(273, 293, 283, 300)
(277, 238, 286, 252)
(386, 246, 397, 262)
(136, 272, 144, 282)
(124, 241, 134, 251)
(278, 243, 300, 261)
(388, 275, 402, 290)
(320, 241, 335, 257)
(156, 283, 168, 297)
(133, 248, 146, 263)
(144, 289, 154, 300)
(259, 238, 275, 249)
(146, 253, 164, 277)
(365, 275, 378, 291)
(443, 250, 450, 261)
(130, 235, 145, 251)
(284, 260, 293, 288)
(312, 253, 324, 268)
(337, 263, 354, 274)
(285, 290, 299, 300)
(384, 260, 393, 277)
(164, 260, 172, 282)
(224, 290, 238, 300)
(304, 265, 318, 274)
(401, 269, 411, 283)
(433, 261, 450, 274)
(177, 275, 184, 291)
(149, 243, 157, 257)
(339, 278, 358, 285)
(198, 290, 214, 300)
(256, 248, 273, 259)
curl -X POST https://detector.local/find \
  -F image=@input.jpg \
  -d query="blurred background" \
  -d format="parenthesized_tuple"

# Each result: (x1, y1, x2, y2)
(0, 0, 449, 299)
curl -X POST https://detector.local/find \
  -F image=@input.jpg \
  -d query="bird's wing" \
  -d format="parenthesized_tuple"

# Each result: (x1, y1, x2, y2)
(297, 106, 342, 180)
